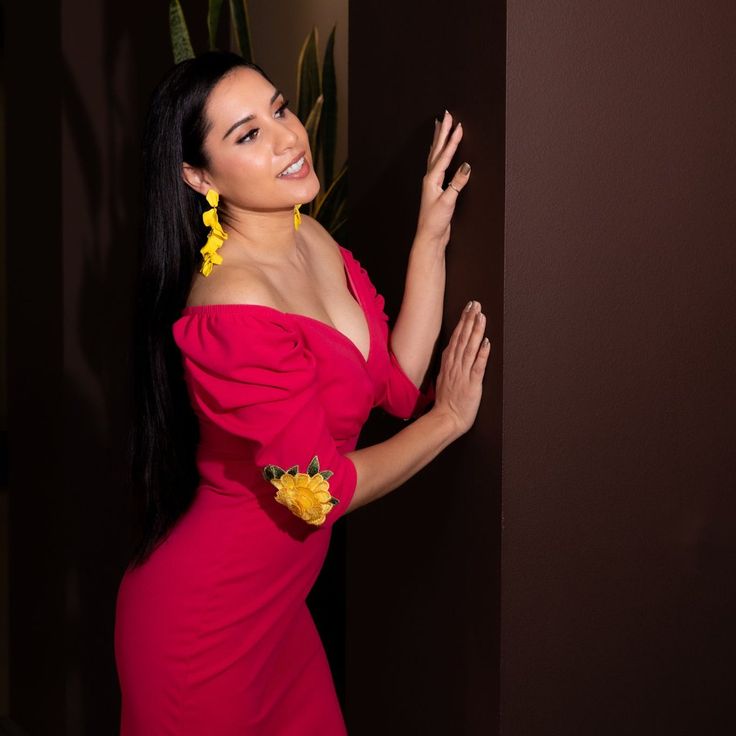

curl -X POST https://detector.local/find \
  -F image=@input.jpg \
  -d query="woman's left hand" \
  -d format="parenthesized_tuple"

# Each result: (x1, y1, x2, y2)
(415, 110, 471, 248)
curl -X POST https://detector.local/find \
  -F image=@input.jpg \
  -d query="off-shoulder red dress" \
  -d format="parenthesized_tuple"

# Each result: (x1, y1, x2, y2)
(114, 245, 435, 735)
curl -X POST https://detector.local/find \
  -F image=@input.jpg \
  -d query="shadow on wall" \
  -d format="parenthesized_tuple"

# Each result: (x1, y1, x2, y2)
(59, 42, 143, 736)
(29, 0, 174, 733)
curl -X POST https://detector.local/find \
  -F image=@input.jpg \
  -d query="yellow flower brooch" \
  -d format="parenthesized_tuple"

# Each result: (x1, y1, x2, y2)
(262, 455, 339, 526)
(199, 188, 228, 277)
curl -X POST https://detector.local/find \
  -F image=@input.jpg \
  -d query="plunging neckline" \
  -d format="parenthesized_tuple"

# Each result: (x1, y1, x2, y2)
(181, 245, 374, 366)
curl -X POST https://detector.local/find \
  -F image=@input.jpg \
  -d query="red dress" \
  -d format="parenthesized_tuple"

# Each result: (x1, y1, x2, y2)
(114, 245, 435, 735)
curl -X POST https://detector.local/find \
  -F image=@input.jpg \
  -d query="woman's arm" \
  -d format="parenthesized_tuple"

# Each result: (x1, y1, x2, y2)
(390, 236, 446, 388)
(344, 405, 460, 512)
(343, 294, 491, 514)
(389, 111, 470, 389)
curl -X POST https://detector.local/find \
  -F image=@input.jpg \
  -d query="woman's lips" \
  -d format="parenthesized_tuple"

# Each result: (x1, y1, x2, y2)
(277, 157, 310, 180)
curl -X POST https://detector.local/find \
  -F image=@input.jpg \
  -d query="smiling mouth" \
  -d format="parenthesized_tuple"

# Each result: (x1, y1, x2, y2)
(277, 152, 307, 177)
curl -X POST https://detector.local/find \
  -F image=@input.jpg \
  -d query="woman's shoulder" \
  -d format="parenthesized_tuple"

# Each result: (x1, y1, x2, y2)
(177, 261, 292, 334)
(185, 257, 278, 310)
(184, 213, 350, 310)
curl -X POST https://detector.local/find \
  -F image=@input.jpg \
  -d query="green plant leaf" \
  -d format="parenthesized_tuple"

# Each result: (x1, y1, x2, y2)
(304, 95, 324, 180)
(229, 0, 254, 62)
(208, 0, 225, 50)
(297, 27, 322, 132)
(313, 159, 347, 233)
(169, 0, 195, 62)
(319, 25, 338, 191)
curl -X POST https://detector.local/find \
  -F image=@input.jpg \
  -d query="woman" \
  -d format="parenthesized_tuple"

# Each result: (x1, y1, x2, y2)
(114, 50, 490, 735)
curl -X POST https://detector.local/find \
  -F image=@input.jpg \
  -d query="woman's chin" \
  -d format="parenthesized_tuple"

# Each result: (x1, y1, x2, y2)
(297, 173, 322, 204)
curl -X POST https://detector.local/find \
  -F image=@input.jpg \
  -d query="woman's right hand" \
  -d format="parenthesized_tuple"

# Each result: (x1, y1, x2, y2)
(432, 300, 491, 437)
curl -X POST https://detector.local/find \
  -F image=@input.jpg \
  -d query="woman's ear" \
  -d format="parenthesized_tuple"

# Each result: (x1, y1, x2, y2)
(181, 163, 211, 196)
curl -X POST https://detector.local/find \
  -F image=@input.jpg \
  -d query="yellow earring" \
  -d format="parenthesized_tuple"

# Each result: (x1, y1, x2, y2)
(293, 203, 302, 231)
(199, 189, 228, 277)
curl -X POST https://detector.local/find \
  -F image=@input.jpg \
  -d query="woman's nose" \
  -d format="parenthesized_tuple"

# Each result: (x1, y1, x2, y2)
(275, 123, 300, 151)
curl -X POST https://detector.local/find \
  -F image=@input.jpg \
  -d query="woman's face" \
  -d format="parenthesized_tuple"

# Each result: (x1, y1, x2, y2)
(190, 66, 320, 212)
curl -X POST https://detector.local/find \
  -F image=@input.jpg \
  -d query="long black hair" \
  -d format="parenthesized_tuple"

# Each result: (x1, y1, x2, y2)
(126, 51, 276, 568)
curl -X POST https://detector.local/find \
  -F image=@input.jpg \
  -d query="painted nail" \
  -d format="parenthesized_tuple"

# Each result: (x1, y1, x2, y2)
(461, 162, 471, 174)
(465, 300, 474, 312)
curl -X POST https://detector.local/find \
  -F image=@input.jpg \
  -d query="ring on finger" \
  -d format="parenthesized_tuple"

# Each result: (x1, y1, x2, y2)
(447, 182, 460, 193)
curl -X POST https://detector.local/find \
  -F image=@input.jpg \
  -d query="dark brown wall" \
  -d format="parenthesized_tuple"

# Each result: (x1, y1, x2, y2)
(5, 1, 65, 730)
(502, 2, 736, 734)
(346, 1, 505, 733)
(6, 0, 174, 732)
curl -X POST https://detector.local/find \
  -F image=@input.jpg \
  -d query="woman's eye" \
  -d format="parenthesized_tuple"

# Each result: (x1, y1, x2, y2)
(237, 129, 258, 144)
(236, 100, 290, 144)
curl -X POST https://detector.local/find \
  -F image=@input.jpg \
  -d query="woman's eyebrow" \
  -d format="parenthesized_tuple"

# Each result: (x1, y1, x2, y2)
(222, 89, 284, 140)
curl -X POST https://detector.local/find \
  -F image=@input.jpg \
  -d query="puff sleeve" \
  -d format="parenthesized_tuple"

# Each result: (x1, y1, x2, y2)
(172, 309, 357, 529)
(344, 249, 436, 421)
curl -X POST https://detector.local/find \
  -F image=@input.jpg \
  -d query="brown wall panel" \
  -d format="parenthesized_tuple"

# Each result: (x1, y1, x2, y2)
(346, 1, 505, 733)
(502, 2, 736, 733)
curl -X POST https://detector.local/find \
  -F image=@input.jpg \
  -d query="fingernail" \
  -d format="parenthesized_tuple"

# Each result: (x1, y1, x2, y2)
(483, 337, 490, 347)
(465, 300, 474, 312)
(461, 162, 471, 174)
